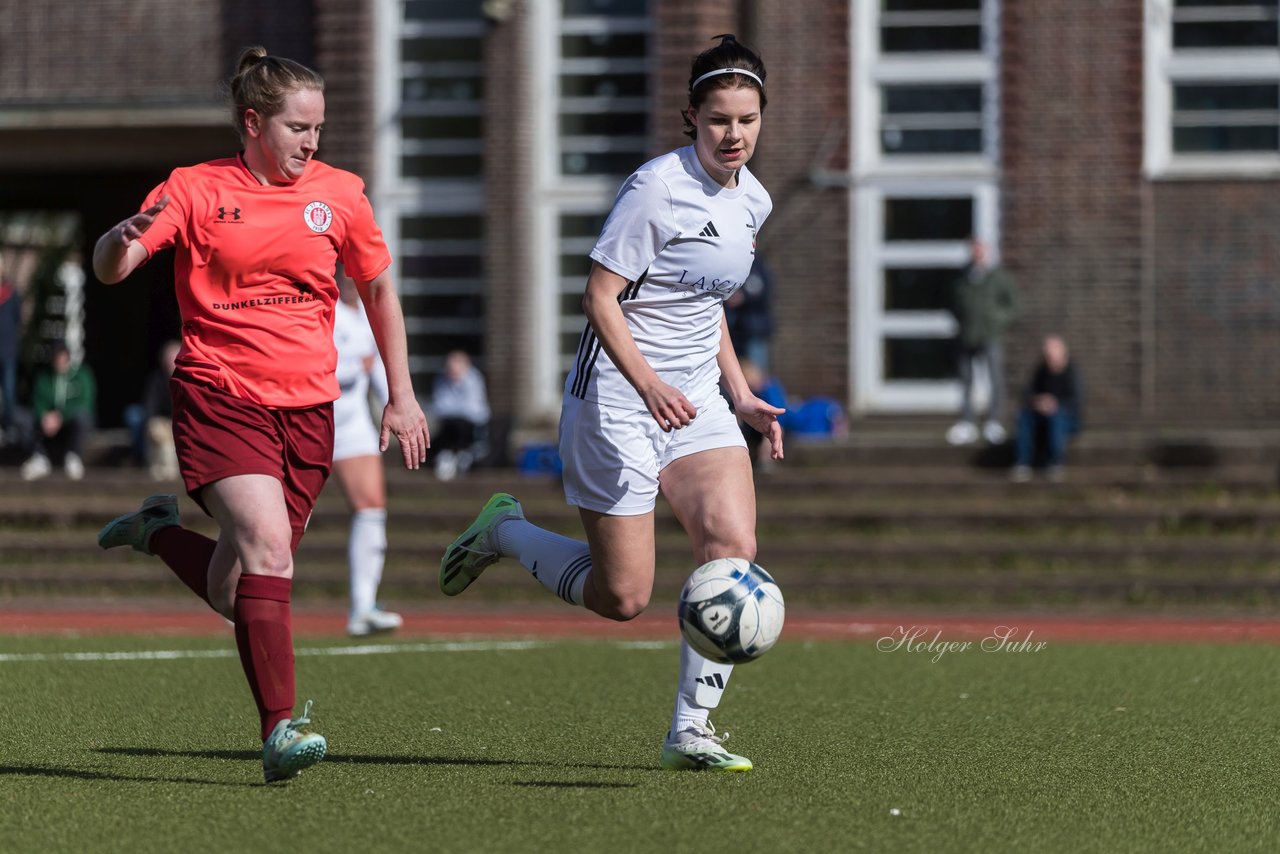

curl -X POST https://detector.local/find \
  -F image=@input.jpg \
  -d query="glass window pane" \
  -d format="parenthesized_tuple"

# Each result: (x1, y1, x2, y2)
(400, 216, 484, 241)
(1174, 19, 1279, 48)
(883, 337, 957, 380)
(881, 25, 981, 52)
(562, 33, 647, 59)
(401, 38, 483, 62)
(884, 85, 983, 114)
(1173, 124, 1280, 151)
(401, 294, 485, 319)
(559, 113, 648, 135)
(563, 0, 648, 15)
(882, 128, 983, 153)
(402, 77, 483, 102)
(560, 253, 594, 277)
(560, 293, 585, 316)
(559, 213, 609, 237)
(884, 0, 981, 10)
(405, 0, 485, 20)
(401, 254, 484, 279)
(561, 73, 648, 97)
(402, 115, 484, 140)
(402, 154, 484, 177)
(884, 198, 973, 241)
(884, 268, 963, 311)
(1174, 83, 1279, 110)
(561, 151, 644, 175)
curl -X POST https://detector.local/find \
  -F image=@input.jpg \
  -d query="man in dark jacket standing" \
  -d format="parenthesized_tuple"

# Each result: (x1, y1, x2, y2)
(946, 238, 1018, 446)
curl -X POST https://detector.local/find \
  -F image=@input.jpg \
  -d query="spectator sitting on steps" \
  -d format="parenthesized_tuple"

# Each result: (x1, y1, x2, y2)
(21, 341, 96, 481)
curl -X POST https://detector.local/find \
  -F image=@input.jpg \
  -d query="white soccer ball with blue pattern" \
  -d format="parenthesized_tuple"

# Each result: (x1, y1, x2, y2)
(677, 557, 785, 664)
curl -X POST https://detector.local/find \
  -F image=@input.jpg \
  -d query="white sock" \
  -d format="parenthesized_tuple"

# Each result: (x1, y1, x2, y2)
(349, 508, 387, 615)
(670, 637, 734, 738)
(496, 519, 592, 606)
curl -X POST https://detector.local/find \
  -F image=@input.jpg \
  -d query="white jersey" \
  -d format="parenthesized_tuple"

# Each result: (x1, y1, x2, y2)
(565, 145, 772, 410)
(332, 299, 388, 460)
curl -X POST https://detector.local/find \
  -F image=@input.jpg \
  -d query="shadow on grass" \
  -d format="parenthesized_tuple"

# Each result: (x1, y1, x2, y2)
(511, 781, 637, 789)
(0, 764, 257, 788)
(95, 747, 664, 772)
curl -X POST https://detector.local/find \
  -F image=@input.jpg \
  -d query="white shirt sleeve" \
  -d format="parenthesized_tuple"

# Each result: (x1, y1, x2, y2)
(588, 169, 679, 282)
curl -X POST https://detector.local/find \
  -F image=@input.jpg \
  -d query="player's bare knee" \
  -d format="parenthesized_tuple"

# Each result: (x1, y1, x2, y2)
(592, 591, 650, 622)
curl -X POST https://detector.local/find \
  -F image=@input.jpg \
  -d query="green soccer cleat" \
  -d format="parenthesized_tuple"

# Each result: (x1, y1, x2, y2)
(660, 721, 753, 772)
(262, 700, 328, 783)
(438, 493, 524, 596)
(96, 494, 180, 555)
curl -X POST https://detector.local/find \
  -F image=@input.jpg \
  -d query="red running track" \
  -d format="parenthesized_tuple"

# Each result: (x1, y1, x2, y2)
(2, 601, 1280, 644)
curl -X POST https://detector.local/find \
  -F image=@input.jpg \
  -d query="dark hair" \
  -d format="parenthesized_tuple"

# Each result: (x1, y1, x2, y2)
(228, 46, 325, 143)
(682, 34, 767, 139)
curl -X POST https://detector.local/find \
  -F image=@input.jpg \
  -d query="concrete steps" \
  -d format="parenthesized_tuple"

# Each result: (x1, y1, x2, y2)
(3, 434, 1280, 608)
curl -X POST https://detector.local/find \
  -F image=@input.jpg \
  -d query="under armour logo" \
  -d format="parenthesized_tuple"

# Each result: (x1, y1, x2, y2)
(217, 207, 241, 220)
(698, 221, 720, 238)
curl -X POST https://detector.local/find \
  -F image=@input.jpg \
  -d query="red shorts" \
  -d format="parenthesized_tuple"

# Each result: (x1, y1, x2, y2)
(170, 374, 334, 551)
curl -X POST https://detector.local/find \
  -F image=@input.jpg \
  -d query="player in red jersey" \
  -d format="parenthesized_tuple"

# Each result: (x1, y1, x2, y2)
(93, 47, 430, 782)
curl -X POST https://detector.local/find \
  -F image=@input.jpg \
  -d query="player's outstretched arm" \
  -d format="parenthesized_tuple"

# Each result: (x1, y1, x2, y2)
(357, 270, 430, 469)
(93, 196, 169, 284)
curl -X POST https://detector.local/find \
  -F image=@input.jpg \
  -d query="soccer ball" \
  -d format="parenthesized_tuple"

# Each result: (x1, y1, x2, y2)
(677, 557, 785, 664)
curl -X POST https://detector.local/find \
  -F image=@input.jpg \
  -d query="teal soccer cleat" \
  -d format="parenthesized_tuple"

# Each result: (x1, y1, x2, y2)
(96, 494, 180, 555)
(438, 493, 524, 596)
(660, 721, 753, 772)
(262, 700, 328, 783)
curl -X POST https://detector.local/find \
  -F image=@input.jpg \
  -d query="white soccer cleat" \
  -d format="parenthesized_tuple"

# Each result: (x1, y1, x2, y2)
(945, 421, 978, 446)
(660, 721, 753, 772)
(20, 453, 51, 481)
(262, 700, 327, 783)
(347, 608, 404, 637)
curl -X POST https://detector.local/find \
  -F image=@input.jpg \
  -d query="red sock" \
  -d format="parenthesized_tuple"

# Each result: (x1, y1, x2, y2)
(150, 527, 217, 607)
(233, 574, 295, 741)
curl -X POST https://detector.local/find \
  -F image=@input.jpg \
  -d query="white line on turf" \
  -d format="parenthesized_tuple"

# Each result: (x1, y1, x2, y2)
(0, 638, 675, 664)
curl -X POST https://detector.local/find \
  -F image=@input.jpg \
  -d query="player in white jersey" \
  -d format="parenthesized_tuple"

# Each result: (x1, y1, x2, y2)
(332, 270, 402, 637)
(440, 35, 783, 771)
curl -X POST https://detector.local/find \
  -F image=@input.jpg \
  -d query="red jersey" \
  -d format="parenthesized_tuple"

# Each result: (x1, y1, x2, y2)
(136, 155, 392, 408)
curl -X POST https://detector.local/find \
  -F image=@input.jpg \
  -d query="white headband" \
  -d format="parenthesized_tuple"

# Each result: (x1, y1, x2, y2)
(690, 67, 763, 93)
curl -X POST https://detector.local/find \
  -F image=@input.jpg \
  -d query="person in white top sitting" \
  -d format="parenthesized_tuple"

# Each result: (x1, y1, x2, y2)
(429, 350, 489, 481)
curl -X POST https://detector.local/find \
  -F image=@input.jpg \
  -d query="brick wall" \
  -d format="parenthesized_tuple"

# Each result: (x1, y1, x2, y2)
(484, 2, 539, 421)
(1152, 182, 1280, 422)
(749, 0, 851, 401)
(312, 0, 375, 180)
(651, 1, 737, 156)
(0, 1, 222, 106)
(1000, 0, 1145, 424)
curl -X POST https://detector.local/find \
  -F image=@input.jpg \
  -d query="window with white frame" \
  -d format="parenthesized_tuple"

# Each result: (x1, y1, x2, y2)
(1146, 0, 1280, 177)
(548, 0, 650, 383)
(851, 0, 1000, 413)
(388, 0, 487, 377)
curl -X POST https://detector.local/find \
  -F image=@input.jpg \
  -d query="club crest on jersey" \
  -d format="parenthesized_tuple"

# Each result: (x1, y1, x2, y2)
(304, 201, 334, 233)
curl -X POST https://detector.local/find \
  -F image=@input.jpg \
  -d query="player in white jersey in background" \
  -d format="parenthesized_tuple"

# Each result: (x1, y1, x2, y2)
(332, 268, 402, 637)
(440, 35, 783, 771)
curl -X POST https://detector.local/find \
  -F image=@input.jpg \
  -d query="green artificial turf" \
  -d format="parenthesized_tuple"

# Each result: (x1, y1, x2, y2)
(1, 633, 1277, 853)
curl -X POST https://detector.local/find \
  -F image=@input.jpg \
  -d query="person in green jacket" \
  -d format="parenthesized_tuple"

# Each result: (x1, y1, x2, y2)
(20, 341, 96, 481)
(946, 237, 1018, 446)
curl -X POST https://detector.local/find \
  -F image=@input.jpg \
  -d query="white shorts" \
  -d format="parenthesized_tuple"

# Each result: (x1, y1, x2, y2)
(332, 397, 380, 462)
(559, 390, 747, 516)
